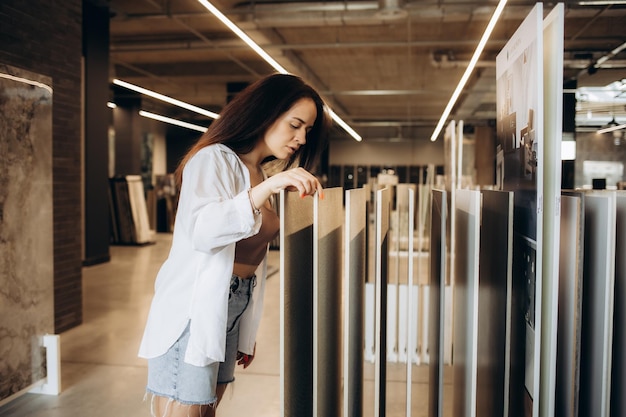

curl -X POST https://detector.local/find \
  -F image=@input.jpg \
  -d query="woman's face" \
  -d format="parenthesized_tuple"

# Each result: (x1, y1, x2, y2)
(262, 98, 317, 160)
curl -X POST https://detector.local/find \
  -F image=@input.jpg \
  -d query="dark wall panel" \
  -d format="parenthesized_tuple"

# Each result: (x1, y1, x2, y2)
(0, 0, 84, 332)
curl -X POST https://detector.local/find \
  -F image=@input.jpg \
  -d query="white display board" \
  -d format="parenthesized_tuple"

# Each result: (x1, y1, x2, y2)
(540, 5, 565, 416)
(496, 5, 544, 415)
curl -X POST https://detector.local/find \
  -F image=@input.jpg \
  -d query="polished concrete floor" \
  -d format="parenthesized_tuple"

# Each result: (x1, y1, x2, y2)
(0, 233, 451, 417)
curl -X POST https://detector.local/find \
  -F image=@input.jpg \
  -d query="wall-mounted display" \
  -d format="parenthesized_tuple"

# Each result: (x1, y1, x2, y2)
(0, 64, 54, 401)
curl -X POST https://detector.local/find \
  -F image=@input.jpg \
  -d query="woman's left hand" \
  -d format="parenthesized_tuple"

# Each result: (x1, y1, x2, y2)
(236, 344, 256, 369)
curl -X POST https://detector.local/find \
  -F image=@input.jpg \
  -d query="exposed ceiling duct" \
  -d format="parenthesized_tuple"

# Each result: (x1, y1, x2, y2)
(376, 0, 408, 19)
(108, 0, 626, 141)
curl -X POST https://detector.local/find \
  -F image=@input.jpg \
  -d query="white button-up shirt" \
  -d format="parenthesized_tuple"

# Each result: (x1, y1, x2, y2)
(138, 144, 267, 366)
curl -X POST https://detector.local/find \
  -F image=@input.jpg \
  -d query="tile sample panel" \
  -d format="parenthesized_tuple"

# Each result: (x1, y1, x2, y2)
(0, 64, 54, 401)
(452, 189, 481, 417)
(579, 191, 616, 417)
(374, 188, 390, 417)
(477, 190, 513, 417)
(280, 190, 314, 417)
(428, 189, 447, 417)
(344, 188, 367, 417)
(313, 187, 343, 417)
(556, 193, 584, 417)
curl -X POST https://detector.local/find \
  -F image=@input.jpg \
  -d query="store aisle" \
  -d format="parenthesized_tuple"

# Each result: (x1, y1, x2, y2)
(0, 233, 442, 417)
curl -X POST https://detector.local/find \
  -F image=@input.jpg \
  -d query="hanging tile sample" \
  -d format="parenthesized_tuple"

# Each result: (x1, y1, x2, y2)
(428, 189, 447, 417)
(280, 190, 314, 417)
(610, 191, 625, 417)
(313, 187, 343, 417)
(579, 191, 616, 417)
(556, 193, 584, 417)
(477, 190, 514, 417)
(343, 188, 367, 417)
(452, 189, 482, 417)
(374, 187, 390, 417)
(280, 187, 344, 417)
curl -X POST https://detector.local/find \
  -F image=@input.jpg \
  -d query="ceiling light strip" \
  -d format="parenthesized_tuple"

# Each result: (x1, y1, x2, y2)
(578, 0, 626, 5)
(430, 0, 507, 142)
(196, 0, 362, 142)
(113, 79, 220, 119)
(139, 110, 209, 132)
(197, 0, 287, 73)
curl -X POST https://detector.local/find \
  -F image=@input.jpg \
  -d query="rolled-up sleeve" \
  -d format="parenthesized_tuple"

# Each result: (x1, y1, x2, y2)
(179, 147, 262, 253)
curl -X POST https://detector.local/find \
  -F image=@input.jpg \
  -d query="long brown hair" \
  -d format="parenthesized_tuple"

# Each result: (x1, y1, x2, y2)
(175, 73, 331, 185)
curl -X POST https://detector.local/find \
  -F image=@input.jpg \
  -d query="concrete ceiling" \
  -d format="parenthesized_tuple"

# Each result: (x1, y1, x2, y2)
(107, 0, 626, 142)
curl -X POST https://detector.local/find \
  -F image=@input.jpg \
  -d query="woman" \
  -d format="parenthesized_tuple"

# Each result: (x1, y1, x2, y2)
(138, 73, 330, 417)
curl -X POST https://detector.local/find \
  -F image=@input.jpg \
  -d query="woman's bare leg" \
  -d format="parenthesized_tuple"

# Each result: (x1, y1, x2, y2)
(152, 395, 209, 417)
(203, 384, 228, 417)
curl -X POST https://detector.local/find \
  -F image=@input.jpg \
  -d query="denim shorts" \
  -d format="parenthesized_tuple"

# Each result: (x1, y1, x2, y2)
(146, 274, 255, 405)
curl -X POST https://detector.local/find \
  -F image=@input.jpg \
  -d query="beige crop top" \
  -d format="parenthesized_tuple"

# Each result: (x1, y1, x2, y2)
(234, 202, 279, 266)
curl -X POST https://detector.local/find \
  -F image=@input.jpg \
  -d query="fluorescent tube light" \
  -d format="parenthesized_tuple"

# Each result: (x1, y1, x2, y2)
(139, 110, 209, 132)
(113, 79, 220, 119)
(107, 102, 117, 109)
(196, 0, 362, 142)
(197, 0, 287, 74)
(578, 1, 626, 5)
(430, 0, 507, 142)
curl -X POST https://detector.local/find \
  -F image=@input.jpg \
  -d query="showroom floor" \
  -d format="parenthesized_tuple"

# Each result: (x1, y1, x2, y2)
(0, 233, 451, 417)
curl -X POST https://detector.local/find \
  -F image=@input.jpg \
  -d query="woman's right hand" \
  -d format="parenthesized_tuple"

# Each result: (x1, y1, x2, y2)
(265, 167, 323, 197)
(249, 167, 323, 212)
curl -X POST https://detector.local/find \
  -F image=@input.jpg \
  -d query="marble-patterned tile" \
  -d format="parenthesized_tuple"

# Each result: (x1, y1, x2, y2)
(0, 64, 54, 401)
